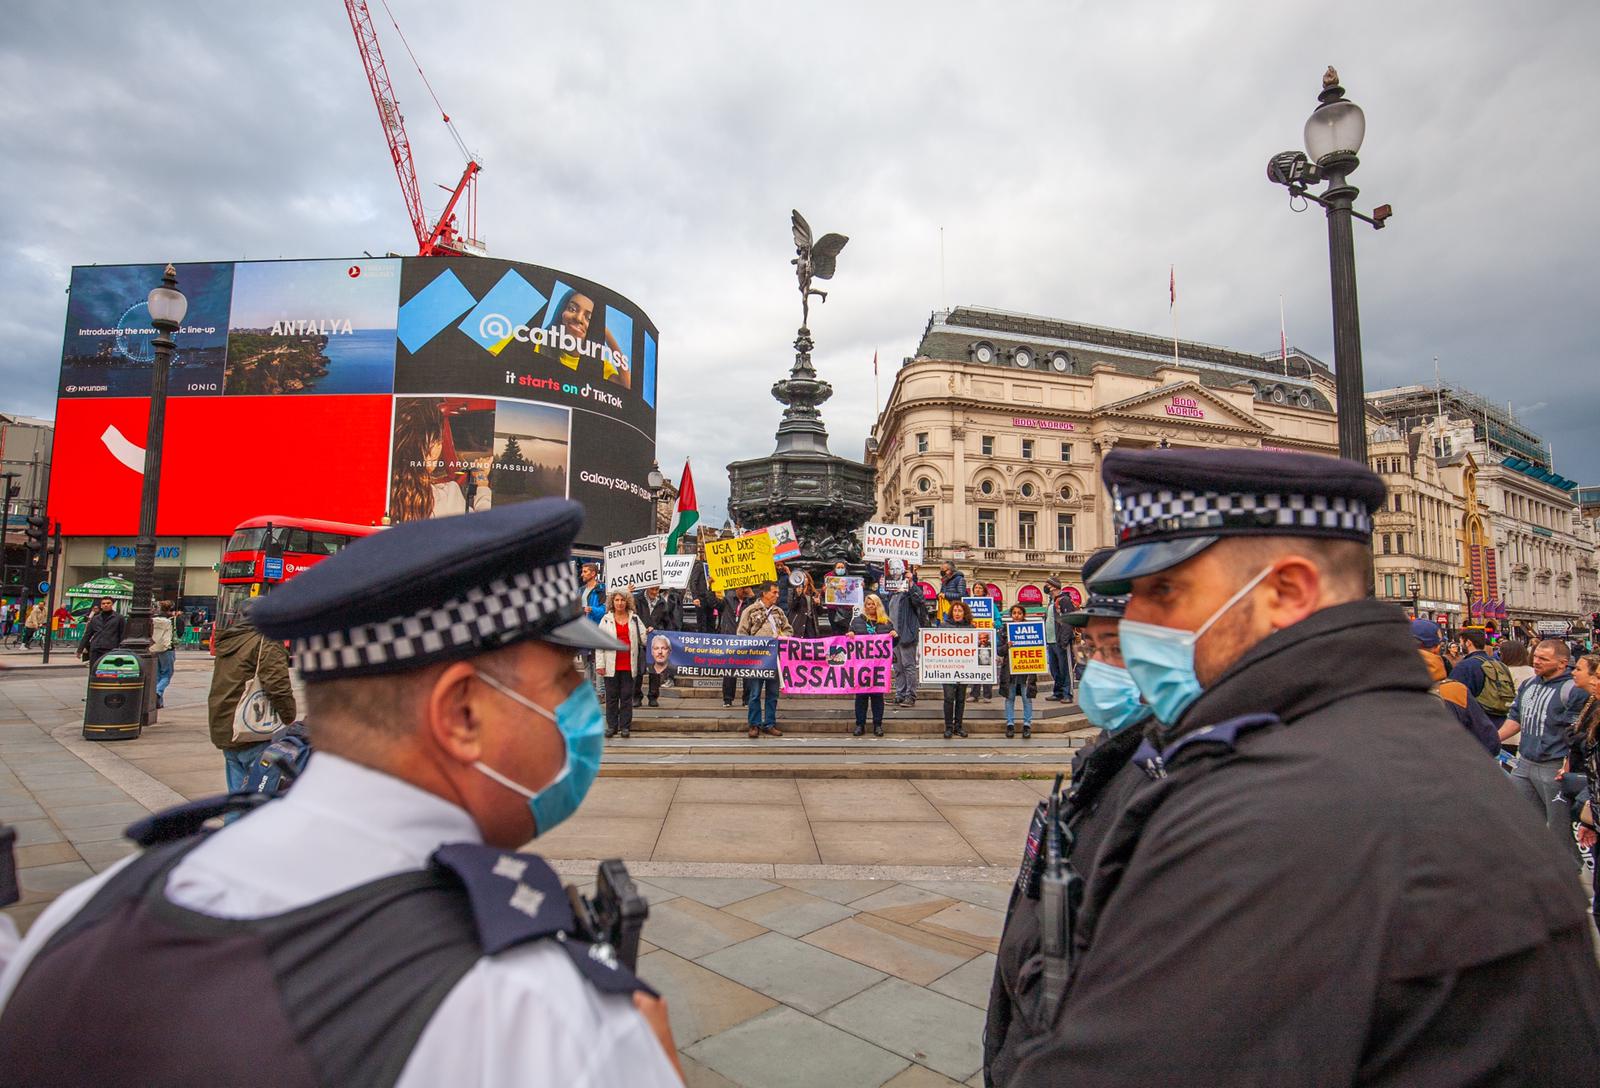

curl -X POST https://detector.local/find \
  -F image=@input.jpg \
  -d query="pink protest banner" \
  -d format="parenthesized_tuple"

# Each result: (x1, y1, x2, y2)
(777, 634, 894, 695)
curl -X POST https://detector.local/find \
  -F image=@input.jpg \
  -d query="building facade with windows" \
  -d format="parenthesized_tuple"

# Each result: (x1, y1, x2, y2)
(1367, 425, 1471, 626)
(869, 307, 1339, 602)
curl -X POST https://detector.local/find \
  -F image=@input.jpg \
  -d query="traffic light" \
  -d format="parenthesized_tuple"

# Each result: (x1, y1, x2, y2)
(23, 515, 47, 560)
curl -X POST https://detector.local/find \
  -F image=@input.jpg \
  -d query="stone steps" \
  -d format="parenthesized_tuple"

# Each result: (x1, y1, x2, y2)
(598, 730, 1094, 780)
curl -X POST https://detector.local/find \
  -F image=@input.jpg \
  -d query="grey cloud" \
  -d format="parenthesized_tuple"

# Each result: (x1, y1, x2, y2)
(3, 0, 1597, 527)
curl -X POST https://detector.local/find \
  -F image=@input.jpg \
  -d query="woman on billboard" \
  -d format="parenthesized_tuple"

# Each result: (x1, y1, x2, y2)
(389, 398, 493, 520)
(545, 287, 630, 389)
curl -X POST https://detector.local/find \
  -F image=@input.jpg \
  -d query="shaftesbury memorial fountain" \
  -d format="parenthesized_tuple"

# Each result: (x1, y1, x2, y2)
(727, 211, 876, 568)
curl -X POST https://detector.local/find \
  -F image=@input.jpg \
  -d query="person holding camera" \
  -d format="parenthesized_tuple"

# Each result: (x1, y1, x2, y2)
(0, 500, 682, 1086)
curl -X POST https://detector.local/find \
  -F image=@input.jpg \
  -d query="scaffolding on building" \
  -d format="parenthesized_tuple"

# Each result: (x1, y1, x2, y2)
(1367, 381, 1550, 468)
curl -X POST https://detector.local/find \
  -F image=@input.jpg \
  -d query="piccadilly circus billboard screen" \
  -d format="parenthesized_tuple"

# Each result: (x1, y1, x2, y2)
(49, 256, 660, 548)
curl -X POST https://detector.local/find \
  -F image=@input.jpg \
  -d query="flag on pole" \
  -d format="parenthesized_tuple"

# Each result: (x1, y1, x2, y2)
(1279, 295, 1289, 373)
(1169, 266, 1175, 311)
(663, 461, 699, 555)
(872, 349, 878, 376)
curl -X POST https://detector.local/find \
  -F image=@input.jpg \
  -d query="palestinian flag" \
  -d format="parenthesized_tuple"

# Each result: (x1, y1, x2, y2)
(664, 461, 699, 554)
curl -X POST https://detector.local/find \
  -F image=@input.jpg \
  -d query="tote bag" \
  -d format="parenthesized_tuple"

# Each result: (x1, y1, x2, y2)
(231, 641, 285, 743)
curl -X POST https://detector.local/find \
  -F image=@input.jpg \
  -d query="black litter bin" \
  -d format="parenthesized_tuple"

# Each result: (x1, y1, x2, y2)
(84, 652, 146, 741)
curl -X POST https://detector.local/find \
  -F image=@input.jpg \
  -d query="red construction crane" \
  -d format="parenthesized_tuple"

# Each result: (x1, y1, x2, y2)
(344, 0, 484, 256)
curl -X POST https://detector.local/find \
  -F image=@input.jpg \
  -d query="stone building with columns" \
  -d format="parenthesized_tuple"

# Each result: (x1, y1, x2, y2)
(868, 307, 1340, 602)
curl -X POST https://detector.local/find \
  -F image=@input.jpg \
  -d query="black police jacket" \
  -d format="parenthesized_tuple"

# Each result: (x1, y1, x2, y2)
(984, 723, 1151, 1087)
(1009, 599, 1600, 1087)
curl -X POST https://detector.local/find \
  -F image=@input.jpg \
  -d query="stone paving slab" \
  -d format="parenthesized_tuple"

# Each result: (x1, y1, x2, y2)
(686, 1006, 911, 1088)
(821, 978, 987, 1082)
(697, 931, 887, 1015)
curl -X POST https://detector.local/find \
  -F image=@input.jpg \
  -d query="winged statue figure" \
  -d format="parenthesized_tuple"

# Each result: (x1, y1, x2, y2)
(791, 209, 849, 327)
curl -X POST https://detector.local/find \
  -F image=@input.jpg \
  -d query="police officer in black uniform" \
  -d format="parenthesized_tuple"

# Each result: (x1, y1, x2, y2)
(0, 499, 685, 1086)
(984, 548, 1158, 1087)
(1009, 448, 1600, 1086)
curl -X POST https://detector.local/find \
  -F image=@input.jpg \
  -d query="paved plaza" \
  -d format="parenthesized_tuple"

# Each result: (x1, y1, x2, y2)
(2, 653, 1039, 1085)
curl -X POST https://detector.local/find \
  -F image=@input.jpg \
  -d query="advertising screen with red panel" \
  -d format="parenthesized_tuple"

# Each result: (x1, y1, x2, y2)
(50, 395, 393, 536)
(49, 256, 658, 546)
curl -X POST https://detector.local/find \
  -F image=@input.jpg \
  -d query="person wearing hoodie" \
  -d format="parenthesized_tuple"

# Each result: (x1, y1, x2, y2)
(1411, 619, 1498, 754)
(985, 547, 1157, 1087)
(885, 572, 925, 707)
(1500, 638, 1590, 869)
(207, 600, 296, 791)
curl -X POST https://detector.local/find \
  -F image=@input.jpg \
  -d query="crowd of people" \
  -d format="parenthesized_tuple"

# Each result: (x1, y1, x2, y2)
(569, 555, 1095, 741)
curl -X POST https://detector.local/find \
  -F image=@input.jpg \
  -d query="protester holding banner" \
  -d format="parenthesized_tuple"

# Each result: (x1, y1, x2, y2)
(997, 604, 1038, 739)
(848, 596, 897, 737)
(886, 573, 926, 707)
(718, 586, 753, 706)
(595, 591, 647, 738)
(688, 550, 718, 632)
(790, 572, 824, 639)
(737, 581, 793, 738)
(939, 600, 974, 738)
(633, 586, 677, 709)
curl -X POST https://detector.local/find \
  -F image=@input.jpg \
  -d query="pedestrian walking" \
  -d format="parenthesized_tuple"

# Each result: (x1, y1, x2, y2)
(0, 603, 13, 640)
(986, 548, 1156, 1086)
(1007, 446, 1600, 1086)
(940, 599, 972, 739)
(596, 591, 646, 738)
(886, 573, 925, 707)
(849, 594, 895, 737)
(0, 499, 682, 1085)
(151, 601, 176, 710)
(737, 580, 792, 738)
(1449, 626, 1518, 728)
(207, 600, 296, 791)
(77, 597, 124, 666)
(1499, 639, 1590, 870)
(1412, 619, 1498, 753)
(997, 604, 1036, 739)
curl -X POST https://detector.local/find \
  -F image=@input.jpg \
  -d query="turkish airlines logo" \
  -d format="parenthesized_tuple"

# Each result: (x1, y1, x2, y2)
(101, 425, 145, 473)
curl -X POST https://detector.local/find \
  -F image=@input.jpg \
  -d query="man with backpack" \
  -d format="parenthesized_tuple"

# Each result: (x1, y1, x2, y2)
(1413, 620, 1498, 754)
(1450, 627, 1517, 727)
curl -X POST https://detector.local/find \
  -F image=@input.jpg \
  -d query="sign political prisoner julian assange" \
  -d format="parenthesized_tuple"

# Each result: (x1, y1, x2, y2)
(919, 628, 996, 685)
(605, 535, 664, 593)
(862, 522, 924, 565)
(706, 533, 776, 592)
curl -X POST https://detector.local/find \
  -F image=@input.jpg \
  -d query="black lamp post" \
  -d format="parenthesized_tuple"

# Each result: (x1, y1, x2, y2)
(1267, 67, 1391, 466)
(121, 264, 186, 725)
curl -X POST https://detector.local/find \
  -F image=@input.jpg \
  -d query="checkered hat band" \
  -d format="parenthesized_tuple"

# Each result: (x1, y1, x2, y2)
(1112, 486, 1372, 541)
(292, 562, 582, 677)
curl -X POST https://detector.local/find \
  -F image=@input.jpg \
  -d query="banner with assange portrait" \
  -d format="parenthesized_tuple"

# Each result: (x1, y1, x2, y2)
(778, 634, 894, 695)
(653, 631, 778, 681)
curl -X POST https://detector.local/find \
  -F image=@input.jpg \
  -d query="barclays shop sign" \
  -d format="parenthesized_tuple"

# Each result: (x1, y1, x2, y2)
(105, 544, 181, 561)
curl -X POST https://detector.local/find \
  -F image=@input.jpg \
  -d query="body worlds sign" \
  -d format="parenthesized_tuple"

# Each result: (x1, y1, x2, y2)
(1165, 396, 1205, 419)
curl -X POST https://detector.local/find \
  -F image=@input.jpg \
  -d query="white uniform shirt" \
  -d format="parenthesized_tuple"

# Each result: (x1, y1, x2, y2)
(0, 754, 680, 1087)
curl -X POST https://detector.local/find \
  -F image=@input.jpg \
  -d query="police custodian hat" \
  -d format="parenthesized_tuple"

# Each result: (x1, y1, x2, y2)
(1064, 548, 1130, 626)
(1089, 447, 1386, 594)
(253, 498, 621, 680)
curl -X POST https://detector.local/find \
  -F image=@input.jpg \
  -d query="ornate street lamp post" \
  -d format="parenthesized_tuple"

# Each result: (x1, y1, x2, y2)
(1267, 68, 1392, 466)
(121, 265, 186, 725)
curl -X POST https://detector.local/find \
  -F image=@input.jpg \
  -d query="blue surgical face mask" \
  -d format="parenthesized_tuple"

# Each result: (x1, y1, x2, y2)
(1117, 565, 1275, 726)
(1077, 659, 1151, 733)
(470, 670, 605, 837)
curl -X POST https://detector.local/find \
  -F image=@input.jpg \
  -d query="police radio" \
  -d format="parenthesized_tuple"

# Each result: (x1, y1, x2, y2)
(565, 859, 649, 972)
(1038, 773, 1083, 1023)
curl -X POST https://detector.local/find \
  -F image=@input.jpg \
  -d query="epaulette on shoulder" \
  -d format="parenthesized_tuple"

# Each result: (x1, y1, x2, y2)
(430, 844, 654, 998)
(1160, 712, 1283, 765)
(125, 792, 271, 847)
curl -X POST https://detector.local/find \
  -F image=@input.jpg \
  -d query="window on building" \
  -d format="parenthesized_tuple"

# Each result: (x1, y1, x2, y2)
(1060, 443, 1072, 462)
(980, 435, 994, 456)
(915, 506, 935, 545)
(1019, 482, 1035, 498)
(1018, 511, 1037, 550)
(1056, 514, 1075, 552)
(1396, 573, 1407, 597)
(1396, 534, 1406, 554)
(979, 478, 995, 496)
(1020, 438, 1034, 460)
(1393, 494, 1403, 512)
(977, 509, 997, 549)
(917, 476, 932, 493)
(1382, 534, 1392, 555)
(1058, 484, 1073, 501)
(1384, 574, 1394, 597)
(916, 432, 929, 454)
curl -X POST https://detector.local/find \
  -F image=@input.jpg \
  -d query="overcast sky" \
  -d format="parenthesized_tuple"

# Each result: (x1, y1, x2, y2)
(4, 1, 1596, 524)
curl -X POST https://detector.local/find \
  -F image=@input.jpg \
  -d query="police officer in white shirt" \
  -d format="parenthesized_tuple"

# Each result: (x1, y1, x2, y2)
(0, 498, 683, 1086)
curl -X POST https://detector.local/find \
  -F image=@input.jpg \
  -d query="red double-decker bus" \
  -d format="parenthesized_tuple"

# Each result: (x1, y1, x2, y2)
(216, 515, 383, 633)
